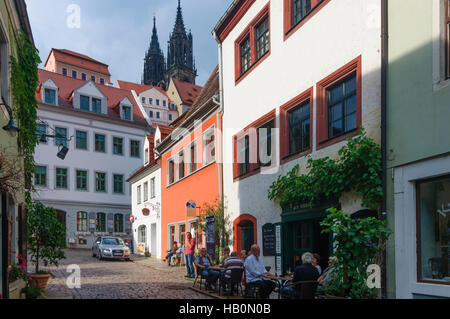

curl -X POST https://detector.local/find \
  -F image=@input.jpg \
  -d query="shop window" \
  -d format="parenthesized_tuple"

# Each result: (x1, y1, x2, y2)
(96, 213, 106, 232)
(417, 176, 450, 284)
(77, 211, 88, 232)
(114, 214, 124, 233)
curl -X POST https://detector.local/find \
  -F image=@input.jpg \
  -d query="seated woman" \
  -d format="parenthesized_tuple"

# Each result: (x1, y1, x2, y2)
(163, 241, 178, 266)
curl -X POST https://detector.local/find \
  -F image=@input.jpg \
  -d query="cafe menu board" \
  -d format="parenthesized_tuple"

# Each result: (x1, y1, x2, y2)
(262, 223, 275, 256)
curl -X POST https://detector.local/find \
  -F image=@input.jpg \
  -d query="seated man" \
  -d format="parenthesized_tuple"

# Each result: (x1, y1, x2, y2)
(317, 256, 338, 295)
(281, 252, 320, 299)
(164, 241, 178, 266)
(220, 251, 244, 293)
(171, 245, 184, 266)
(244, 244, 276, 299)
(194, 248, 220, 291)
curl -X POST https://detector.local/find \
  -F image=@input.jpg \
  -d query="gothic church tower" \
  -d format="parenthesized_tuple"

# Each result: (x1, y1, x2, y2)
(143, 17, 166, 86)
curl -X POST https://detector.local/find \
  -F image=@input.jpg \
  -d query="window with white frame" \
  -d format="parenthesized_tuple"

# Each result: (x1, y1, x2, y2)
(150, 177, 155, 198)
(178, 150, 185, 180)
(203, 126, 216, 165)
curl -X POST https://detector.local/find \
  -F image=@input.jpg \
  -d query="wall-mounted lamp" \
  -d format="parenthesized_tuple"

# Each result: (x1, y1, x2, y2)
(37, 119, 73, 160)
(0, 96, 20, 136)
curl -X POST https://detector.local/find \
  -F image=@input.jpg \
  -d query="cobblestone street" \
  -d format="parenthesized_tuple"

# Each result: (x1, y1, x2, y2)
(36, 249, 210, 299)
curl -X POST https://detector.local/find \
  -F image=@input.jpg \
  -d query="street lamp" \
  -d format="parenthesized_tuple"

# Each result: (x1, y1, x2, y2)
(0, 96, 20, 136)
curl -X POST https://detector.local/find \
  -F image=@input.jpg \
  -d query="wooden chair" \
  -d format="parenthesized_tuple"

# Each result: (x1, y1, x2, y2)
(192, 263, 207, 290)
(281, 280, 319, 299)
(220, 268, 244, 298)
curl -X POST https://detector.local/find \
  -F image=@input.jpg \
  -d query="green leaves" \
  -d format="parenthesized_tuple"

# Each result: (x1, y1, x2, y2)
(10, 31, 41, 193)
(268, 128, 383, 210)
(27, 201, 67, 274)
(320, 208, 391, 299)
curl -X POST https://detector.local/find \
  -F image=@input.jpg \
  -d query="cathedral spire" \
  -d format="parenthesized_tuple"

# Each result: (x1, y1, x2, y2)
(143, 16, 166, 87)
(173, 0, 186, 35)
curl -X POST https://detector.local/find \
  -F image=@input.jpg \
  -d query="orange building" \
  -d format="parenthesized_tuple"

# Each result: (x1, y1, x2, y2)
(44, 48, 111, 85)
(156, 67, 221, 253)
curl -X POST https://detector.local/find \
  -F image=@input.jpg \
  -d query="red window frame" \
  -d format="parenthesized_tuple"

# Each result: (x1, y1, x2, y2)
(235, 3, 271, 85)
(283, 0, 331, 41)
(233, 109, 276, 182)
(280, 87, 313, 165)
(316, 56, 362, 150)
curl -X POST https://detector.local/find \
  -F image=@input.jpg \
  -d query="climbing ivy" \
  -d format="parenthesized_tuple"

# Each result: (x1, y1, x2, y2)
(10, 31, 41, 196)
(268, 128, 382, 210)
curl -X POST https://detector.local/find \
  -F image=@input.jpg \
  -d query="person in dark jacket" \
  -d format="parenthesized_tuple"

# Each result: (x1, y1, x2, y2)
(281, 252, 319, 298)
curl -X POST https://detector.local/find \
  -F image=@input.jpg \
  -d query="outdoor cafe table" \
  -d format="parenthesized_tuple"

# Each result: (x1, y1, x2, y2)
(268, 275, 293, 299)
(209, 266, 225, 293)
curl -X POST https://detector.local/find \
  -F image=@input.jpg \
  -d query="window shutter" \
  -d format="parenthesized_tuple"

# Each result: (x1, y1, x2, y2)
(107, 213, 114, 233)
(232, 136, 238, 178)
(89, 212, 96, 232)
(125, 214, 131, 233)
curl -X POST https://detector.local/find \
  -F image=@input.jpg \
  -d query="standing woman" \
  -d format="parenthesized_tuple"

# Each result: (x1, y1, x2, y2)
(185, 232, 196, 278)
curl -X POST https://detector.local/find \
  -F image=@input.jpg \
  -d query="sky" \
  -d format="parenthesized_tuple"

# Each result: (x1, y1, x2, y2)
(24, 0, 232, 86)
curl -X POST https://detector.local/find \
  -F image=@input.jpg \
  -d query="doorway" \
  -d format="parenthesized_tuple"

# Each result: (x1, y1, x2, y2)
(240, 220, 254, 253)
(150, 223, 157, 257)
(55, 210, 67, 242)
(284, 217, 330, 274)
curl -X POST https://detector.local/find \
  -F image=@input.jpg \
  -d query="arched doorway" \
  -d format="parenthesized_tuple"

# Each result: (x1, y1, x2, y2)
(55, 210, 67, 242)
(233, 214, 257, 254)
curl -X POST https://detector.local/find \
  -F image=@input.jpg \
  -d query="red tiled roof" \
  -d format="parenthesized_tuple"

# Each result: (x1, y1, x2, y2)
(45, 49, 111, 76)
(172, 78, 203, 106)
(153, 123, 174, 140)
(37, 69, 147, 126)
(173, 66, 219, 128)
(117, 80, 168, 97)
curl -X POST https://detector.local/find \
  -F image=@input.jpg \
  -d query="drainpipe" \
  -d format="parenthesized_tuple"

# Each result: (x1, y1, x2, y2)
(381, 0, 388, 299)
(213, 32, 225, 203)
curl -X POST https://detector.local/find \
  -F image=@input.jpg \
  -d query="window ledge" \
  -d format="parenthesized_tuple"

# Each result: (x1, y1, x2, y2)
(280, 148, 312, 165)
(317, 128, 359, 151)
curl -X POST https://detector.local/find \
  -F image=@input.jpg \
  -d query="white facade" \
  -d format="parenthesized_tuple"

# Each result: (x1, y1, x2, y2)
(218, 0, 382, 270)
(133, 88, 178, 126)
(129, 137, 162, 258)
(33, 103, 148, 248)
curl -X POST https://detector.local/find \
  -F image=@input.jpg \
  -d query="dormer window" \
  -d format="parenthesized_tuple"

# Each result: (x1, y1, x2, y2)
(44, 88, 56, 105)
(145, 148, 149, 165)
(92, 98, 102, 114)
(122, 106, 131, 121)
(80, 95, 90, 111)
(42, 79, 59, 106)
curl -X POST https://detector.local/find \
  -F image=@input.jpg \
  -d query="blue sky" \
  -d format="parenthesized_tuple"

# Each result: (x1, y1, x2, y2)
(25, 0, 232, 86)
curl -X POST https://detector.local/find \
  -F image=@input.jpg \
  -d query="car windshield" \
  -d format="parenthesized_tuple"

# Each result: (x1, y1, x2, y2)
(101, 238, 123, 246)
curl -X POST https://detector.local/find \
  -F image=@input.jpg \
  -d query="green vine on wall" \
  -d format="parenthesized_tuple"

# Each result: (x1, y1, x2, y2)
(268, 128, 382, 211)
(10, 31, 41, 197)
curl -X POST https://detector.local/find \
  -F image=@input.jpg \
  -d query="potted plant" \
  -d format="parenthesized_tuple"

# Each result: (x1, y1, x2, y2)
(320, 208, 391, 299)
(8, 254, 28, 299)
(145, 250, 151, 258)
(20, 286, 42, 299)
(27, 200, 66, 291)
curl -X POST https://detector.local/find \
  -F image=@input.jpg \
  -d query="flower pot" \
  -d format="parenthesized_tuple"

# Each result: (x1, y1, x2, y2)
(9, 279, 27, 299)
(324, 294, 347, 299)
(29, 273, 51, 291)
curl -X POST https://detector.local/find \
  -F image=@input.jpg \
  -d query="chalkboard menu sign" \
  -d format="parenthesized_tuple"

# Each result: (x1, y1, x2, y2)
(262, 223, 275, 256)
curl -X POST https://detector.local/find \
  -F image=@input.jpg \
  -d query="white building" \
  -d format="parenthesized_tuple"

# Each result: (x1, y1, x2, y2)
(33, 68, 150, 248)
(127, 135, 162, 258)
(213, 0, 382, 273)
(117, 80, 179, 126)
